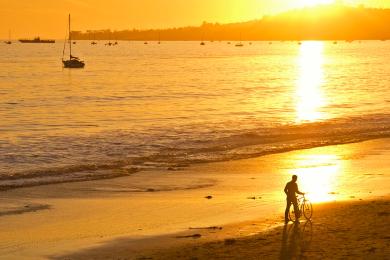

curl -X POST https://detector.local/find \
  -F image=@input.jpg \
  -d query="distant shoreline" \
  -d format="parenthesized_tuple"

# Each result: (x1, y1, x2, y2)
(3, 39, 388, 42)
(70, 36, 390, 42)
(70, 5, 390, 42)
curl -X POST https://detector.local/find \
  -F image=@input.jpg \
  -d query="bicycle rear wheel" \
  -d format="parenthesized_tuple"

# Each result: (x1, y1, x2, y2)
(288, 205, 299, 222)
(302, 200, 313, 220)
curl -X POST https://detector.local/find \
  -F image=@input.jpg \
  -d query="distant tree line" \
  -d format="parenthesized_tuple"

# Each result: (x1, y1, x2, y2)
(72, 5, 390, 41)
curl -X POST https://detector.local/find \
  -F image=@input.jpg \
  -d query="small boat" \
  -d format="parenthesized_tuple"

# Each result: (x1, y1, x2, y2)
(105, 34, 114, 46)
(91, 33, 98, 45)
(200, 33, 206, 46)
(19, 37, 55, 43)
(62, 14, 85, 69)
(4, 30, 12, 44)
(235, 33, 244, 47)
(333, 41, 338, 44)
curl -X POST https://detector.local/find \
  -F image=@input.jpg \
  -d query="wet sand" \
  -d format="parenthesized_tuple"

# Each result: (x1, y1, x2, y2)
(159, 199, 390, 259)
(61, 198, 390, 259)
(0, 139, 389, 259)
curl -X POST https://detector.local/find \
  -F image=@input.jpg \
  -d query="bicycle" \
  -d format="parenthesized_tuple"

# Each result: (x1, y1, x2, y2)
(289, 194, 313, 222)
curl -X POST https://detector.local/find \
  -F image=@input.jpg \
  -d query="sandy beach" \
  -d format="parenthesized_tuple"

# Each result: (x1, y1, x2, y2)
(137, 199, 390, 260)
(0, 139, 389, 259)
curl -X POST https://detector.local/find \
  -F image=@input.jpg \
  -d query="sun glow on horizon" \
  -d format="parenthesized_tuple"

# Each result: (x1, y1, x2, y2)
(299, 0, 335, 7)
(1, 0, 390, 38)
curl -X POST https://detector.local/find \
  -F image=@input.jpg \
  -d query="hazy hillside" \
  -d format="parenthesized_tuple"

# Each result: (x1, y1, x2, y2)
(72, 4, 390, 41)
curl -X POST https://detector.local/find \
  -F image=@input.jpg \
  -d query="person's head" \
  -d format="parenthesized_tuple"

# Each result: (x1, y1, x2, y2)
(292, 175, 298, 183)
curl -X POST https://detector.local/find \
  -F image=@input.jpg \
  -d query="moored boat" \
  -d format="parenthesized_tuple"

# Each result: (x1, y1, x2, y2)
(62, 14, 85, 69)
(4, 30, 12, 44)
(235, 33, 244, 47)
(19, 37, 55, 43)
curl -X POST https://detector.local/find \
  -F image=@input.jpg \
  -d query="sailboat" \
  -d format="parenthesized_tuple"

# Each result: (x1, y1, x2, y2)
(200, 33, 206, 45)
(4, 30, 12, 44)
(235, 33, 244, 47)
(62, 14, 85, 68)
(91, 33, 97, 45)
(105, 33, 113, 46)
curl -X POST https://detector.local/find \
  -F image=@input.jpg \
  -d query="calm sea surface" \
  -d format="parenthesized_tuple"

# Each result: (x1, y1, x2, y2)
(1, 41, 390, 189)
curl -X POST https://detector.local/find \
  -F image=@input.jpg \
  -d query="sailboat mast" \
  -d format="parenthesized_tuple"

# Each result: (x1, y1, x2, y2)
(69, 14, 72, 59)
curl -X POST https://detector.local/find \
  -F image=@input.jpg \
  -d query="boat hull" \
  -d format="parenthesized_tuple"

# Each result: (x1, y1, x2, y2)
(19, 39, 55, 43)
(62, 59, 85, 68)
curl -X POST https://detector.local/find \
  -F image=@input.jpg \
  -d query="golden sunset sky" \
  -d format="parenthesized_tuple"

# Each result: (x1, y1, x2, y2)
(1, 0, 389, 38)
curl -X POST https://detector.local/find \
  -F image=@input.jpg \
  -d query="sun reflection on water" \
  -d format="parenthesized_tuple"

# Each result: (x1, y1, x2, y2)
(289, 153, 342, 203)
(296, 41, 327, 122)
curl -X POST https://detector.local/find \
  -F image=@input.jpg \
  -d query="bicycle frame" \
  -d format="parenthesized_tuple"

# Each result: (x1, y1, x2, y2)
(297, 195, 306, 207)
(289, 194, 313, 221)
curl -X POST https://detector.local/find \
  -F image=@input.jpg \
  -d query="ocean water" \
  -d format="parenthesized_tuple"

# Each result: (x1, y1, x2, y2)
(1, 40, 390, 189)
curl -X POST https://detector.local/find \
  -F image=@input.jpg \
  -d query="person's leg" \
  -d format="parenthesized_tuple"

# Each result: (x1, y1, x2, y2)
(293, 198, 300, 221)
(285, 200, 291, 222)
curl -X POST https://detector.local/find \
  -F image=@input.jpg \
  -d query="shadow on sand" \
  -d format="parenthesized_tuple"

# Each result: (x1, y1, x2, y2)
(280, 221, 313, 259)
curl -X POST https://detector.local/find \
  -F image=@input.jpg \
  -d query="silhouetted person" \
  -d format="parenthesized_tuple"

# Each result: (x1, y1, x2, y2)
(284, 175, 304, 224)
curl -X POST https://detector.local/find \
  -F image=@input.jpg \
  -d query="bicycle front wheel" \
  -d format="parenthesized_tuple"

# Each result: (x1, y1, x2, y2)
(302, 200, 313, 220)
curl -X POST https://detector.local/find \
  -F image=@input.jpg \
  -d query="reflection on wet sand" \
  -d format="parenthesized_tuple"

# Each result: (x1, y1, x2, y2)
(280, 221, 313, 259)
(289, 152, 342, 203)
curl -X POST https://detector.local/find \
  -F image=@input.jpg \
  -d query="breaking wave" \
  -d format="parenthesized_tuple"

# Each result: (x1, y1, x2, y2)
(1, 113, 389, 190)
